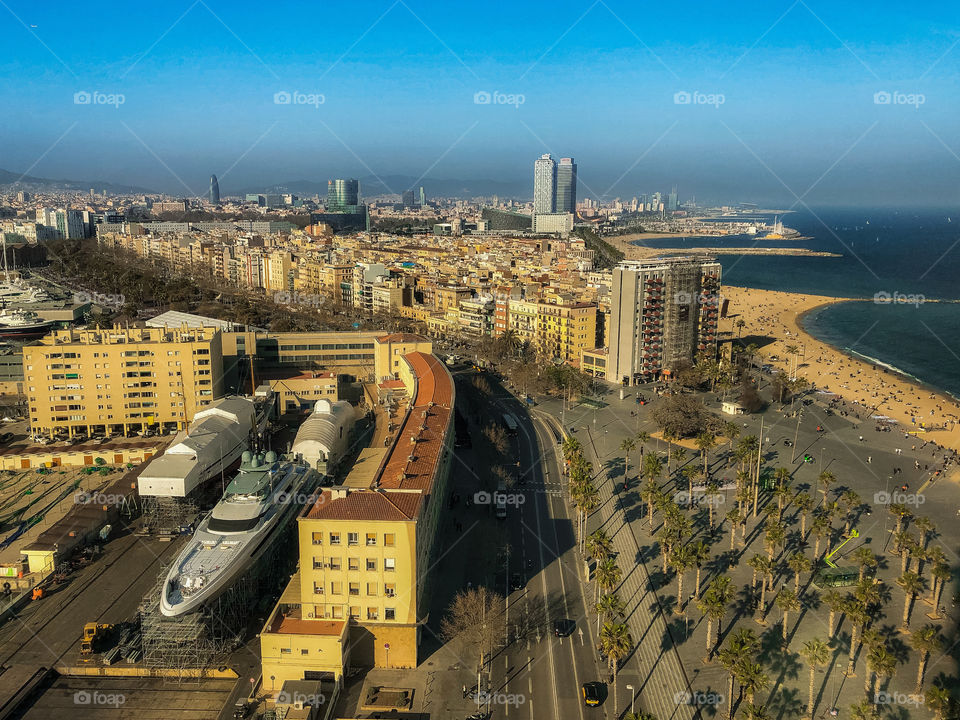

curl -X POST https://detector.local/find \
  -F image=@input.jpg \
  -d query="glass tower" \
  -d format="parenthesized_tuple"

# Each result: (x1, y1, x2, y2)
(327, 179, 360, 211)
(556, 158, 577, 214)
(209, 174, 220, 204)
(533, 154, 556, 215)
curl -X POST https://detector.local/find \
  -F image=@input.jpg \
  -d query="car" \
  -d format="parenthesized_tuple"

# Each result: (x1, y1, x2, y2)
(554, 618, 576, 637)
(582, 682, 603, 706)
(510, 573, 524, 591)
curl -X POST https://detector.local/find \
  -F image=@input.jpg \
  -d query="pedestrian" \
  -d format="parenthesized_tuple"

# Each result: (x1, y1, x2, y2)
(867, 456, 871, 463)
(859, 435, 864, 442)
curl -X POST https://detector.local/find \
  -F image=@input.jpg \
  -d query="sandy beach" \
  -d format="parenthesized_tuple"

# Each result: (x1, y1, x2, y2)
(720, 286, 960, 455)
(604, 233, 828, 260)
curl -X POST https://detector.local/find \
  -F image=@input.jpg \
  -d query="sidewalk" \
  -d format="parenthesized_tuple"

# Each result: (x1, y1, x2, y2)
(582, 425, 697, 720)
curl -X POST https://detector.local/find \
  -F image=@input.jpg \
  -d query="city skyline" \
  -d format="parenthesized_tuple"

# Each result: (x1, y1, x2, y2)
(0, 1, 958, 205)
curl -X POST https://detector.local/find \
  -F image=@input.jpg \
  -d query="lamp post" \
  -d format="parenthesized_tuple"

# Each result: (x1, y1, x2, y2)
(626, 684, 635, 715)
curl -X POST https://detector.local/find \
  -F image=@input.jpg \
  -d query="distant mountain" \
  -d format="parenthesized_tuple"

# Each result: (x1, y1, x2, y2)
(0, 167, 152, 194)
(236, 175, 530, 200)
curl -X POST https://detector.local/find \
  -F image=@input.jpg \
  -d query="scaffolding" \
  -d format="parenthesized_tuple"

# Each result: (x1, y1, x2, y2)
(140, 496, 200, 533)
(663, 260, 704, 370)
(137, 525, 298, 681)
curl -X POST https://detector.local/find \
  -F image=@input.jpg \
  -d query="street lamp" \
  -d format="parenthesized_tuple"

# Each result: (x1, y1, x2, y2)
(626, 684, 635, 715)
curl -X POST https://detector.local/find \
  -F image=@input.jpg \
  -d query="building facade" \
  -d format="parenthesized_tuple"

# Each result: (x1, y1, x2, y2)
(533, 154, 557, 215)
(607, 258, 721, 385)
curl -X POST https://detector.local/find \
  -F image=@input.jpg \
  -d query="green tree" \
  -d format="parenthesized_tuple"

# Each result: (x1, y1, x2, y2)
(897, 571, 926, 630)
(776, 587, 801, 641)
(910, 624, 943, 694)
(800, 638, 830, 720)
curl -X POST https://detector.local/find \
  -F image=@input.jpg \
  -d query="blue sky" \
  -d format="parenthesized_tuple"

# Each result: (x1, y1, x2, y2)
(2, 0, 959, 204)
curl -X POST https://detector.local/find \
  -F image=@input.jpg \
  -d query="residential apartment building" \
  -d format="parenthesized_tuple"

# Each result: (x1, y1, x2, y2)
(260, 349, 454, 685)
(607, 257, 721, 385)
(535, 300, 597, 367)
(23, 325, 224, 438)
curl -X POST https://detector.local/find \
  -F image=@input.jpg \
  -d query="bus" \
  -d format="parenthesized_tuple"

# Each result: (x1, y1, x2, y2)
(502, 413, 519, 435)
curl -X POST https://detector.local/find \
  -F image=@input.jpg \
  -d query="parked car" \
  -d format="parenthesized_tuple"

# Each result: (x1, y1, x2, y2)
(582, 682, 603, 706)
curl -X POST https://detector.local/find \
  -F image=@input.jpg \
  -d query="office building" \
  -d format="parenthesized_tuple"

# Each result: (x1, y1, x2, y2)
(533, 154, 557, 215)
(23, 325, 225, 438)
(532, 212, 574, 235)
(327, 179, 360, 211)
(668, 186, 678, 211)
(556, 157, 577, 214)
(418, 186, 426, 207)
(607, 258, 721, 385)
(209, 174, 220, 204)
(401, 190, 416, 209)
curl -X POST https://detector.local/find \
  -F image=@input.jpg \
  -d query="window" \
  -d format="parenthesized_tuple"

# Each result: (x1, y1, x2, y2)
(367, 607, 379, 620)
(301, 649, 309, 656)
(330, 581, 342, 595)
(349, 582, 360, 596)
(366, 559, 377, 572)
(312, 558, 323, 570)
(347, 532, 359, 546)
(384, 558, 396, 572)
(384, 533, 395, 547)
(312, 532, 323, 546)
(329, 532, 340, 545)
(367, 582, 377, 596)
(328, 558, 341, 571)
(385, 608, 395, 621)
(331, 606, 343, 619)
(280, 648, 291, 654)
(348, 558, 359, 571)
(349, 606, 360, 619)
(313, 582, 323, 595)
(366, 533, 377, 546)
(384, 583, 396, 597)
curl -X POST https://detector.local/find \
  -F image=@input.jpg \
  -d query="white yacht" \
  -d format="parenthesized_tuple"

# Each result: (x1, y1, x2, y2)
(159, 450, 319, 617)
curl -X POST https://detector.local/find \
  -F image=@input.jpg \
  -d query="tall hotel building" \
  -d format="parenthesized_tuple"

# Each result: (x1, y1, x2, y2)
(607, 258, 721, 385)
(533, 154, 557, 215)
(555, 157, 577, 213)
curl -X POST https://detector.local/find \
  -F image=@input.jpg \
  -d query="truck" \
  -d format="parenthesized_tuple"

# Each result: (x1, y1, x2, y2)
(80, 622, 114, 655)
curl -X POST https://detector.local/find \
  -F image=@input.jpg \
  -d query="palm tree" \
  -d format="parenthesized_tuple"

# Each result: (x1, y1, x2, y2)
(698, 575, 733, 659)
(742, 703, 771, 720)
(864, 643, 896, 701)
(599, 621, 632, 713)
(636, 430, 650, 454)
(691, 540, 710, 599)
(723, 420, 741, 457)
(763, 519, 786, 562)
(888, 502, 912, 538)
(735, 318, 746, 337)
(925, 686, 951, 720)
(620, 437, 637, 484)
(893, 531, 915, 574)
(586, 529, 613, 564)
(561, 436, 582, 462)
(596, 592, 626, 634)
(897, 571, 926, 630)
(718, 627, 759, 720)
(914, 516, 935, 551)
(823, 590, 846, 639)
(595, 557, 622, 604)
(776, 587, 801, 640)
(739, 661, 770, 704)
(851, 547, 877, 584)
(849, 700, 880, 720)
(787, 552, 812, 595)
(726, 508, 742, 551)
(910, 624, 942, 694)
(663, 429, 677, 472)
(817, 470, 836, 504)
(640, 478, 663, 532)
(794, 492, 813, 539)
(753, 556, 774, 624)
(928, 556, 950, 617)
(800, 638, 830, 720)
(696, 431, 716, 477)
(670, 544, 696, 613)
(845, 600, 869, 676)
(682, 464, 701, 503)
(811, 516, 831, 560)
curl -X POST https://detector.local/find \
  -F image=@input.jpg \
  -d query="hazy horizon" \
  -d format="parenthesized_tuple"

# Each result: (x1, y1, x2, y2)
(2, 0, 959, 206)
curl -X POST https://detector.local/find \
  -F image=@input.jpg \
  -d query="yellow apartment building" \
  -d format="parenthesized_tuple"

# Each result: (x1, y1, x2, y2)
(536, 300, 597, 367)
(23, 325, 224, 438)
(260, 349, 454, 686)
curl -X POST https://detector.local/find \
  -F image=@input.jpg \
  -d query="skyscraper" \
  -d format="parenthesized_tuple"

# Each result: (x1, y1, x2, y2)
(209, 174, 220, 204)
(607, 257, 721, 385)
(556, 157, 577, 214)
(327, 179, 360, 211)
(668, 186, 678, 211)
(418, 186, 426, 208)
(401, 190, 416, 209)
(533, 154, 556, 215)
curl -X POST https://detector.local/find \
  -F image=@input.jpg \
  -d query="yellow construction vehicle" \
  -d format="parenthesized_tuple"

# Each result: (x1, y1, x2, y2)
(80, 622, 113, 655)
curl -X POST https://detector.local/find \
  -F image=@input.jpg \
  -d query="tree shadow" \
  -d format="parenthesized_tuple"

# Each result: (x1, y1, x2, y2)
(766, 685, 803, 720)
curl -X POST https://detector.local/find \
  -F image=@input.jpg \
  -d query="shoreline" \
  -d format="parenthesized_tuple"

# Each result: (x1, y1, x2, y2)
(722, 286, 960, 454)
(602, 233, 823, 260)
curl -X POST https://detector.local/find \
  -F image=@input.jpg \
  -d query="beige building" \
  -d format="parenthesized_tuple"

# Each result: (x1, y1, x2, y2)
(23, 325, 224, 438)
(536, 300, 597, 367)
(260, 348, 454, 687)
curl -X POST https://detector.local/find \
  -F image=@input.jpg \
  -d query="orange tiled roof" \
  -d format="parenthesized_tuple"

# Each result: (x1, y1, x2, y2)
(306, 488, 423, 521)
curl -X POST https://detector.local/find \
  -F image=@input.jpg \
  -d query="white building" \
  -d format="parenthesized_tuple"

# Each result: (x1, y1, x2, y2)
(533, 154, 557, 215)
